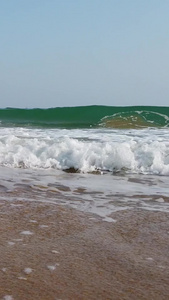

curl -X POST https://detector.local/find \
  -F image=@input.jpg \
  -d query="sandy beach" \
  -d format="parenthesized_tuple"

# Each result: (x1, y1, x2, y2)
(0, 199, 169, 300)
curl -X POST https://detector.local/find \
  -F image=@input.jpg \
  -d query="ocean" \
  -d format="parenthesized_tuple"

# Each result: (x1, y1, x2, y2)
(0, 105, 169, 222)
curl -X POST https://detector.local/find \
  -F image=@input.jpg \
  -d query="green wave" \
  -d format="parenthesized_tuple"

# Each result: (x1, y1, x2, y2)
(0, 105, 169, 129)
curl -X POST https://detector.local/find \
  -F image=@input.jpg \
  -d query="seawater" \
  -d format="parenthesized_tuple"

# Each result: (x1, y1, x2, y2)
(0, 105, 169, 222)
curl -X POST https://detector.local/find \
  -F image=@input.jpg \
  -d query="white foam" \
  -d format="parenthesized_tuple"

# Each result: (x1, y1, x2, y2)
(47, 263, 60, 271)
(18, 276, 27, 280)
(156, 198, 165, 203)
(20, 230, 33, 235)
(51, 250, 59, 254)
(103, 216, 117, 223)
(0, 127, 169, 175)
(24, 267, 33, 274)
(47, 265, 56, 271)
(2, 268, 7, 272)
(3, 296, 14, 300)
(39, 225, 48, 228)
(7, 241, 15, 246)
(10, 203, 23, 207)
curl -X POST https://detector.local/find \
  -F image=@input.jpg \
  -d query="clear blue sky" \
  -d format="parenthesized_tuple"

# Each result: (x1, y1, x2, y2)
(1, 0, 169, 108)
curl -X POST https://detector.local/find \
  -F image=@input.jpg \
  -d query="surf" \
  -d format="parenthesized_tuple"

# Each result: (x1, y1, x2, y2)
(0, 105, 169, 129)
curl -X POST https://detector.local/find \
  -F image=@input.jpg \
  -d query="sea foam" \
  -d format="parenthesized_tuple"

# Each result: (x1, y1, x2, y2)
(0, 127, 169, 175)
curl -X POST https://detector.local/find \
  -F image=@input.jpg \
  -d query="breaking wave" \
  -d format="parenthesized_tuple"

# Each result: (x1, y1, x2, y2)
(0, 127, 169, 175)
(0, 105, 169, 129)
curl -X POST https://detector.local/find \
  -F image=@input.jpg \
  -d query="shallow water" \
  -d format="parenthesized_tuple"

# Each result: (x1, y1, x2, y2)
(0, 114, 169, 222)
(0, 166, 169, 222)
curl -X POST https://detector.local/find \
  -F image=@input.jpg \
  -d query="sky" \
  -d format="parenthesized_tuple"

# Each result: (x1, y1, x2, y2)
(0, 0, 169, 108)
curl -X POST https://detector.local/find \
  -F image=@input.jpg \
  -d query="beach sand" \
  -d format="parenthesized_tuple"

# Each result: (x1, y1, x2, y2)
(0, 199, 169, 300)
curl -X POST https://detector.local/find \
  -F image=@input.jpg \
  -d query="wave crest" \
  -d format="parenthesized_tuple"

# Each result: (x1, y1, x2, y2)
(99, 111, 169, 129)
(0, 106, 169, 129)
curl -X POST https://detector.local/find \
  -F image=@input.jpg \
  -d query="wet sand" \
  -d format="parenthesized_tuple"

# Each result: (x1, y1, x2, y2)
(0, 199, 169, 300)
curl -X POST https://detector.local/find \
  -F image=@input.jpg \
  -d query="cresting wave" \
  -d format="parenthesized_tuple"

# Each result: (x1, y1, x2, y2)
(1, 105, 169, 129)
(1, 127, 169, 175)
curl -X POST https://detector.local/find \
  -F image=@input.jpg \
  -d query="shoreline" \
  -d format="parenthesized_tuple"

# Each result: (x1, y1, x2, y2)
(0, 199, 169, 300)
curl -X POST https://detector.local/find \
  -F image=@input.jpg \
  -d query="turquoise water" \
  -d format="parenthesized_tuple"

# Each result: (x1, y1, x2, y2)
(0, 105, 169, 128)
